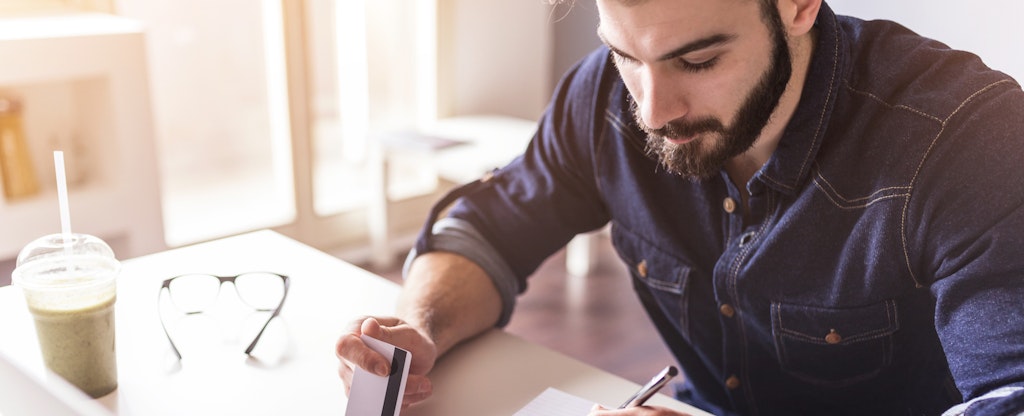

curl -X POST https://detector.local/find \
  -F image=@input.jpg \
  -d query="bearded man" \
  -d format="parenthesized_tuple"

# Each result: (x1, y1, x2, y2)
(337, 1, 1024, 414)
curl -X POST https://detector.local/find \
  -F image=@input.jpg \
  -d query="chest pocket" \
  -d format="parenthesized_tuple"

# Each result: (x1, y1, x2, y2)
(771, 299, 900, 386)
(612, 225, 693, 341)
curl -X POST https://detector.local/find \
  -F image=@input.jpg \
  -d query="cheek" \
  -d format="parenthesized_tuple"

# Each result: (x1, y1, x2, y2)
(688, 72, 741, 116)
(691, 62, 762, 120)
(616, 60, 761, 123)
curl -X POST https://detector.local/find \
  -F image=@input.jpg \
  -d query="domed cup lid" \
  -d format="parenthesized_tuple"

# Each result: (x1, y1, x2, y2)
(13, 234, 120, 299)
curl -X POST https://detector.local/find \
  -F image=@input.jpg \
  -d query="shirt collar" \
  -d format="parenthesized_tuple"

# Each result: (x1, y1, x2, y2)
(756, 2, 844, 196)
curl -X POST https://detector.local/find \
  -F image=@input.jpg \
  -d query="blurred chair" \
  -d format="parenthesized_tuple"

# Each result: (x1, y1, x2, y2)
(369, 115, 536, 269)
(379, 114, 603, 277)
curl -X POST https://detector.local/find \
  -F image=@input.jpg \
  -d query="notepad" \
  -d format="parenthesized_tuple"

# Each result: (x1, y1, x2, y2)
(514, 387, 597, 416)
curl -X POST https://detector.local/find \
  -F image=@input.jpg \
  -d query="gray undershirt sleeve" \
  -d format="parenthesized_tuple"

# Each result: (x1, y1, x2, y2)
(401, 217, 521, 327)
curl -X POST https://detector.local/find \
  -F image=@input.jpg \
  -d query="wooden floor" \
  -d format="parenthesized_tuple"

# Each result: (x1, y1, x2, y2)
(361, 233, 676, 386)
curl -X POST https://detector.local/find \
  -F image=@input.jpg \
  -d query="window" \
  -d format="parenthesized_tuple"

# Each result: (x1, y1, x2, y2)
(116, 0, 295, 247)
(108, 0, 446, 255)
(307, 0, 436, 217)
(0, 0, 111, 14)
(1, 0, 554, 264)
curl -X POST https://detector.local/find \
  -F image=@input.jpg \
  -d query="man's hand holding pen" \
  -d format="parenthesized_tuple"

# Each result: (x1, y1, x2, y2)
(588, 406, 694, 416)
(588, 366, 692, 415)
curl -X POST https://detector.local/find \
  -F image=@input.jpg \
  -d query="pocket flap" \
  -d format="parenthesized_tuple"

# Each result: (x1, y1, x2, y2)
(612, 226, 691, 294)
(773, 300, 899, 345)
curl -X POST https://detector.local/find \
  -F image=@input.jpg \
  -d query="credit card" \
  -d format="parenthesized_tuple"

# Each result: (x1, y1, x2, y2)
(345, 335, 412, 416)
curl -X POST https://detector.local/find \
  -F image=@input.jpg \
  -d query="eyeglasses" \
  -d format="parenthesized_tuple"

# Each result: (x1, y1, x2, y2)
(158, 272, 290, 359)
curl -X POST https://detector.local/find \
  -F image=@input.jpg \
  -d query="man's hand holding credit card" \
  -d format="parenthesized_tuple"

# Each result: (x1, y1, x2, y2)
(345, 334, 412, 416)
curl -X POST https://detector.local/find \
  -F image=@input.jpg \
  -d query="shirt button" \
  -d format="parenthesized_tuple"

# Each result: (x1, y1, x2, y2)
(636, 260, 648, 278)
(723, 197, 737, 214)
(725, 375, 741, 390)
(719, 304, 735, 318)
(825, 329, 843, 345)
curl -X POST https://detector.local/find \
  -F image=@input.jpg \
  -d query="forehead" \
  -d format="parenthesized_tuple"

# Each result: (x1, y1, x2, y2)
(596, 0, 764, 52)
(596, 0, 760, 21)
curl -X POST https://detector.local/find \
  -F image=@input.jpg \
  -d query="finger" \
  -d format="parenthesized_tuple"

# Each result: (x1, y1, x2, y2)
(335, 331, 390, 377)
(336, 334, 357, 387)
(359, 318, 431, 367)
(360, 317, 413, 344)
(337, 356, 359, 383)
(360, 317, 385, 339)
(341, 316, 366, 334)
(358, 318, 406, 377)
(338, 360, 354, 386)
(590, 405, 691, 416)
(343, 316, 402, 337)
(403, 374, 433, 405)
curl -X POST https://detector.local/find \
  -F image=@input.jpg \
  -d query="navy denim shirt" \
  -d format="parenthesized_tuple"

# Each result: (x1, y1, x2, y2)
(418, 3, 1024, 415)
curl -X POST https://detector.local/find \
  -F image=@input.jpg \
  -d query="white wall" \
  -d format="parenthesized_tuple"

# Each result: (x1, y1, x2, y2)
(827, 0, 1024, 83)
(437, 0, 553, 122)
(547, 1, 1024, 104)
(550, 1, 601, 93)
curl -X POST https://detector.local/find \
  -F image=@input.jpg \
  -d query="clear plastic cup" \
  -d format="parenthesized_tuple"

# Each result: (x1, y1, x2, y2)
(12, 233, 120, 398)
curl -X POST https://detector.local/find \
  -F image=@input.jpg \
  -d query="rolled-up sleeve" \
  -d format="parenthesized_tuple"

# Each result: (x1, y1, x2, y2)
(406, 47, 618, 323)
(403, 217, 521, 326)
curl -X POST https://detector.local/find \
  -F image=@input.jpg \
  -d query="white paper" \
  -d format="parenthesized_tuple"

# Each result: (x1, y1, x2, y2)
(514, 387, 597, 416)
(345, 335, 412, 416)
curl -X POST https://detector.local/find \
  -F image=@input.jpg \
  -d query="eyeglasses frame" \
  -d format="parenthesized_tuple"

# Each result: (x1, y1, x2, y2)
(157, 272, 291, 359)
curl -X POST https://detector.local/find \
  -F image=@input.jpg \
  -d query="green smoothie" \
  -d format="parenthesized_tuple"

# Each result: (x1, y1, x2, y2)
(13, 233, 121, 399)
(28, 295, 117, 398)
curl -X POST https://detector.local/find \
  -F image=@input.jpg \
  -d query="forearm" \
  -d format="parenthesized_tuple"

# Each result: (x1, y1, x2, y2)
(397, 251, 503, 357)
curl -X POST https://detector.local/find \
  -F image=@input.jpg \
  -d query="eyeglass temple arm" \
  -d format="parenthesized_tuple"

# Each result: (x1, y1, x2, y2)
(245, 275, 291, 355)
(158, 284, 183, 360)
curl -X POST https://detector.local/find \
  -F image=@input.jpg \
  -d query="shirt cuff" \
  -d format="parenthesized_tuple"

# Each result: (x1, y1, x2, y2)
(942, 386, 1024, 416)
(402, 217, 521, 327)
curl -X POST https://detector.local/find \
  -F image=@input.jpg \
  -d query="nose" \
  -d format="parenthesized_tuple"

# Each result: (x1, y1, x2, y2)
(637, 68, 688, 130)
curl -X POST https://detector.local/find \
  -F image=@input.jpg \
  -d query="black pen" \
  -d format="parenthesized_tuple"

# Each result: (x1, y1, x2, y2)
(618, 365, 679, 408)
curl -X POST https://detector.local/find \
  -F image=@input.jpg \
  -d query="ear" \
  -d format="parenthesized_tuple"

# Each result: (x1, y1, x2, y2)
(778, 0, 822, 37)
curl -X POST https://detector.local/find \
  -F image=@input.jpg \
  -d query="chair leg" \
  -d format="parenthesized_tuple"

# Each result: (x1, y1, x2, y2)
(565, 233, 598, 277)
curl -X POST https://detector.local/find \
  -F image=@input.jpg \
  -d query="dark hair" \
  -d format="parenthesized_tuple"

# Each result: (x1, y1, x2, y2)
(550, 0, 779, 19)
(755, 0, 782, 27)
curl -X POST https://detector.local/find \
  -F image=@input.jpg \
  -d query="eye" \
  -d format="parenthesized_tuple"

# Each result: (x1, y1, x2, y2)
(678, 56, 719, 73)
(611, 50, 637, 66)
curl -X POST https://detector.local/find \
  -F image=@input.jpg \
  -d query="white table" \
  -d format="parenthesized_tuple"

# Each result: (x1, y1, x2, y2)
(0, 230, 709, 415)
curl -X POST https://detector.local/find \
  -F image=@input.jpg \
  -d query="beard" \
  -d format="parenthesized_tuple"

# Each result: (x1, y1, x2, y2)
(635, 14, 793, 180)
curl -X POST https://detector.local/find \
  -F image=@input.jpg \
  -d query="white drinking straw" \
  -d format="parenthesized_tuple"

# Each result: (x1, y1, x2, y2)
(53, 151, 73, 257)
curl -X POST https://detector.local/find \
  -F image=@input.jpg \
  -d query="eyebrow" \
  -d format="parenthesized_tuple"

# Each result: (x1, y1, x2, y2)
(597, 31, 737, 62)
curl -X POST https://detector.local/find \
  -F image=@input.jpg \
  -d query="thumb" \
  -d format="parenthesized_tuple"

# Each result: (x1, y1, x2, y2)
(361, 317, 399, 343)
(358, 318, 393, 377)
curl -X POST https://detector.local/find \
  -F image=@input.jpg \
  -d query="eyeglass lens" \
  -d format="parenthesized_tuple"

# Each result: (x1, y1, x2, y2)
(168, 272, 285, 313)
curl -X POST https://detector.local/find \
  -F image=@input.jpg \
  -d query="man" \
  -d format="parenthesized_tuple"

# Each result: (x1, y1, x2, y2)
(337, 0, 1024, 414)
